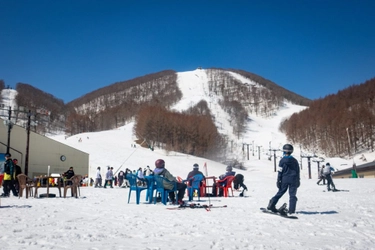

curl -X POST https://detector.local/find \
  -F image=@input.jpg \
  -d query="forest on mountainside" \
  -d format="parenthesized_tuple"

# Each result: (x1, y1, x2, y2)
(7, 69, 371, 160)
(280, 77, 375, 157)
(14, 83, 66, 134)
(134, 103, 226, 159)
(228, 69, 312, 107)
(65, 70, 180, 134)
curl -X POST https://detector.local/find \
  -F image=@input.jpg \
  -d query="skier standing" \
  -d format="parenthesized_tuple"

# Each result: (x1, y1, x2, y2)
(323, 163, 337, 191)
(316, 165, 326, 185)
(267, 144, 300, 215)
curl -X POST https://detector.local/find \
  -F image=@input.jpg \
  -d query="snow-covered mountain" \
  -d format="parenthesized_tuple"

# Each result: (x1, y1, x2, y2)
(3, 69, 371, 175)
(47, 69, 361, 180)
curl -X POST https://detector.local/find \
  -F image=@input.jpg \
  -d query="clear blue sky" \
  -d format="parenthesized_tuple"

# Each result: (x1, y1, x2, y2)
(1, 0, 374, 103)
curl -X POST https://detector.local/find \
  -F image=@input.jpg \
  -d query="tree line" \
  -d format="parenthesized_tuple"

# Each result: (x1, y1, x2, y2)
(280, 77, 375, 157)
(134, 103, 226, 159)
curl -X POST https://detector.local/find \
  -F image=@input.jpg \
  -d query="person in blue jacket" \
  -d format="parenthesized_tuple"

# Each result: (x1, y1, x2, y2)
(267, 144, 300, 214)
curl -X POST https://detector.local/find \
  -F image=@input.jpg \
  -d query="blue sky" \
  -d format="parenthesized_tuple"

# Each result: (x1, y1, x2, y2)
(1, 0, 374, 103)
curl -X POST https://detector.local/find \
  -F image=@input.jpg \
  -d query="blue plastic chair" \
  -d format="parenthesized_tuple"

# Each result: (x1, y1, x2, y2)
(187, 174, 204, 201)
(144, 175, 156, 203)
(153, 175, 178, 205)
(127, 174, 148, 204)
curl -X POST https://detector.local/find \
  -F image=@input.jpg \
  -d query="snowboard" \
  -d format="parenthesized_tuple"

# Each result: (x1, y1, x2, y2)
(323, 189, 349, 192)
(260, 207, 298, 219)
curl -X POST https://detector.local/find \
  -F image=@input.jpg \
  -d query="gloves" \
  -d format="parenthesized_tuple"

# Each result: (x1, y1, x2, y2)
(297, 180, 300, 188)
(276, 180, 281, 189)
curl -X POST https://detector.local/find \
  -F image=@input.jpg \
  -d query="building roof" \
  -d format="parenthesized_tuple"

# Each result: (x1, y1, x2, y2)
(334, 161, 375, 175)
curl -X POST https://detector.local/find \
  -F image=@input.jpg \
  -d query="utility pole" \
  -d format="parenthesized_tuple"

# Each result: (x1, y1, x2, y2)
(242, 143, 251, 160)
(272, 149, 278, 172)
(5, 106, 13, 154)
(25, 110, 32, 176)
(312, 157, 324, 179)
(257, 146, 262, 160)
(301, 155, 316, 179)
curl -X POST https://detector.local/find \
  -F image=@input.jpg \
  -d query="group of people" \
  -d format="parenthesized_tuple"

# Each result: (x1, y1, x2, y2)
(94, 166, 115, 188)
(317, 163, 337, 191)
(91, 159, 249, 205)
(83, 143, 340, 213)
(153, 159, 249, 204)
(94, 166, 154, 188)
(1, 153, 22, 197)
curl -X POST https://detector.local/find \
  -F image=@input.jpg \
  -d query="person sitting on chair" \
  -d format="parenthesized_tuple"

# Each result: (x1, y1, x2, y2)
(63, 166, 75, 185)
(186, 163, 205, 186)
(153, 159, 187, 205)
(212, 166, 236, 197)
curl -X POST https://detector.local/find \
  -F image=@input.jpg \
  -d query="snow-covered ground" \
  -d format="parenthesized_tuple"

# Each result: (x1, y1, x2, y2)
(1, 70, 375, 249)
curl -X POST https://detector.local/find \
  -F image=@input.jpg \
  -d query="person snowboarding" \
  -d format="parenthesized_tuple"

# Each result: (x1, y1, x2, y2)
(267, 144, 300, 215)
(323, 163, 337, 191)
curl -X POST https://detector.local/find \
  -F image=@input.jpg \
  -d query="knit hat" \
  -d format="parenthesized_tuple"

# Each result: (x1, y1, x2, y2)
(193, 163, 199, 169)
(226, 166, 232, 171)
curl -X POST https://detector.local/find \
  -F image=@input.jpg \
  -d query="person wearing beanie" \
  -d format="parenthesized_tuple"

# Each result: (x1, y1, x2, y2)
(212, 165, 236, 197)
(186, 163, 205, 186)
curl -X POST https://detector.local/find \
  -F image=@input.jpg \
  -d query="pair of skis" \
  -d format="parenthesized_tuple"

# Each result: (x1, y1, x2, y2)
(166, 203, 227, 211)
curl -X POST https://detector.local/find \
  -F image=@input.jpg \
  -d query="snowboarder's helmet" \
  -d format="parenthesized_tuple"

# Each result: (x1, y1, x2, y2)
(282, 144, 294, 154)
(155, 159, 165, 168)
(193, 163, 199, 169)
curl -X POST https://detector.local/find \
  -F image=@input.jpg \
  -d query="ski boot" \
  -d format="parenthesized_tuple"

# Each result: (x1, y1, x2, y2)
(267, 199, 278, 213)
(277, 203, 288, 216)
